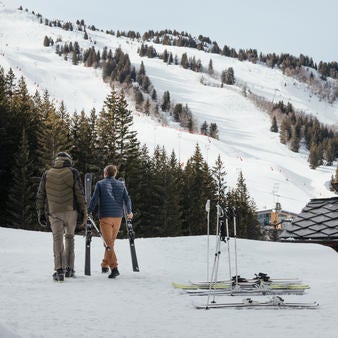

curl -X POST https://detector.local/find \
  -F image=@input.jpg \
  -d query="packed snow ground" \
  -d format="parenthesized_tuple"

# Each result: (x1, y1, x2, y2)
(0, 227, 338, 338)
(0, 3, 337, 214)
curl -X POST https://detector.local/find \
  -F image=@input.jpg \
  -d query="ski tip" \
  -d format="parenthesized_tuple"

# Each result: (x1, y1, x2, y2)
(172, 282, 199, 290)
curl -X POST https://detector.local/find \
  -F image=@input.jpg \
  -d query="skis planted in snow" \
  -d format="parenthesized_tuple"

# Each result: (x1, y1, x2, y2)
(195, 296, 319, 310)
(84, 173, 93, 276)
(119, 177, 139, 272)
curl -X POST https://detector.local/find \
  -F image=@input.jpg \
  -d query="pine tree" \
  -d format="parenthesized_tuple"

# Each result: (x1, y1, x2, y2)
(209, 123, 219, 139)
(323, 138, 336, 165)
(147, 147, 184, 236)
(7, 129, 36, 229)
(279, 118, 291, 145)
(96, 89, 139, 174)
(270, 115, 278, 133)
(182, 144, 211, 235)
(130, 144, 153, 236)
(147, 146, 167, 236)
(308, 142, 323, 169)
(212, 155, 227, 207)
(290, 125, 300, 152)
(36, 91, 71, 169)
(227, 171, 260, 239)
(181, 53, 189, 69)
(208, 59, 214, 75)
(71, 110, 98, 176)
(161, 90, 171, 112)
(200, 121, 208, 135)
(165, 151, 184, 235)
(0, 68, 14, 223)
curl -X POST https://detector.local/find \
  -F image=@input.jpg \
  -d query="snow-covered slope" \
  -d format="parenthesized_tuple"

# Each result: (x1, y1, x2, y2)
(0, 227, 338, 338)
(0, 4, 337, 213)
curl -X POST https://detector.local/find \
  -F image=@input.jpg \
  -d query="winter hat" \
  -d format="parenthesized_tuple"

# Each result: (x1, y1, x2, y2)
(55, 152, 73, 166)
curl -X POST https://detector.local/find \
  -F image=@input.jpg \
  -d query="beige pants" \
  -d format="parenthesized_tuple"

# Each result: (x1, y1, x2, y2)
(49, 210, 77, 271)
(100, 217, 122, 269)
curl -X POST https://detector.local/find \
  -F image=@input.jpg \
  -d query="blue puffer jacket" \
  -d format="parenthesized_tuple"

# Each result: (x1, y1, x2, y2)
(87, 177, 132, 218)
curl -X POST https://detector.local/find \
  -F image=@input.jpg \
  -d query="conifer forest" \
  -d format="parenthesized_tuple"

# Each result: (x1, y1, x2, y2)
(0, 67, 261, 239)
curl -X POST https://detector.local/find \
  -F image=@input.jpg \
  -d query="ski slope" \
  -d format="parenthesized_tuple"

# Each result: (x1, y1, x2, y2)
(0, 227, 337, 338)
(0, 3, 337, 213)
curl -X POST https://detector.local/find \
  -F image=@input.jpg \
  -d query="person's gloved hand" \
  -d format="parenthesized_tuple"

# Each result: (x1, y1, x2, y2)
(38, 213, 47, 227)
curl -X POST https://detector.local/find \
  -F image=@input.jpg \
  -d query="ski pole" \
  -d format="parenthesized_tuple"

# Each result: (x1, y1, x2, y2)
(88, 215, 110, 251)
(206, 204, 224, 306)
(214, 205, 223, 284)
(205, 199, 210, 282)
(225, 208, 232, 282)
(206, 227, 222, 307)
(233, 207, 239, 289)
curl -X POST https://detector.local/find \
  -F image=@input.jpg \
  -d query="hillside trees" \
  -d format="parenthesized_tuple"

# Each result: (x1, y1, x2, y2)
(272, 100, 337, 168)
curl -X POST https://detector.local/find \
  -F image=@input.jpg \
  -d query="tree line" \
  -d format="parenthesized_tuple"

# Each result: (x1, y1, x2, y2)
(22, 5, 338, 98)
(270, 100, 338, 169)
(0, 67, 261, 240)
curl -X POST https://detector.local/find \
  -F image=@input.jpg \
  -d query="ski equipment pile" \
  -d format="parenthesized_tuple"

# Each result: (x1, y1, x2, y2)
(173, 202, 319, 309)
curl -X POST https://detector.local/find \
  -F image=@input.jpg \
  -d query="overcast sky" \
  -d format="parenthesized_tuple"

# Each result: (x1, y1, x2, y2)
(5, 0, 338, 63)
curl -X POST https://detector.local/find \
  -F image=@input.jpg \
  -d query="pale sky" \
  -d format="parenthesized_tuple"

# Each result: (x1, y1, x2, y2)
(5, 0, 338, 63)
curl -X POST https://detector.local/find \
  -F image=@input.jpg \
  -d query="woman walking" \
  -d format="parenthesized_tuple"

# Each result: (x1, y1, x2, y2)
(88, 165, 133, 278)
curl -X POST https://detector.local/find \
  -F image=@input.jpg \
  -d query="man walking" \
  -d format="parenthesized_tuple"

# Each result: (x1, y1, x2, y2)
(36, 152, 87, 281)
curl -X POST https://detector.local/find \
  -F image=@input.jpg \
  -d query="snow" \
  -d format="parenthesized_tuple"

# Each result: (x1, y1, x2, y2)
(0, 227, 338, 338)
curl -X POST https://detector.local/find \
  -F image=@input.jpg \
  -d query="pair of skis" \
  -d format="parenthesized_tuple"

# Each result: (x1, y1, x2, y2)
(172, 274, 310, 292)
(195, 296, 319, 309)
(84, 173, 139, 275)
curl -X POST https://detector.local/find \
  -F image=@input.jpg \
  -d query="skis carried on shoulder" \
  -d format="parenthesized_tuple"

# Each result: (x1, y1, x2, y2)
(118, 177, 139, 272)
(195, 296, 319, 310)
(84, 173, 93, 276)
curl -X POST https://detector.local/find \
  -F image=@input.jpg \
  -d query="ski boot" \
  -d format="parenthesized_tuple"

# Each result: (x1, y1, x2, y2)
(65, 267, 75, 278)
(108, 268, 120, 279)
(101, 266, 109, 273)
(53, 269, 65, 282)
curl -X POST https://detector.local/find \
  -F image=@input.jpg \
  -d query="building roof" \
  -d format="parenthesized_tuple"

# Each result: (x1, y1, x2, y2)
(280, 197, 338, 241)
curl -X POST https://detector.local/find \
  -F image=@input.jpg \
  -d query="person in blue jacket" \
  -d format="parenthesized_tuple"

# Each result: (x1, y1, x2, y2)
(88, 164, 133, 279)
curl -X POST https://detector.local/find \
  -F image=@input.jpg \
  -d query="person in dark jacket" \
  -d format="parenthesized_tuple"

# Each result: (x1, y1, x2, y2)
(36, 152, 87, 281)
(88, 164, 133, 279)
